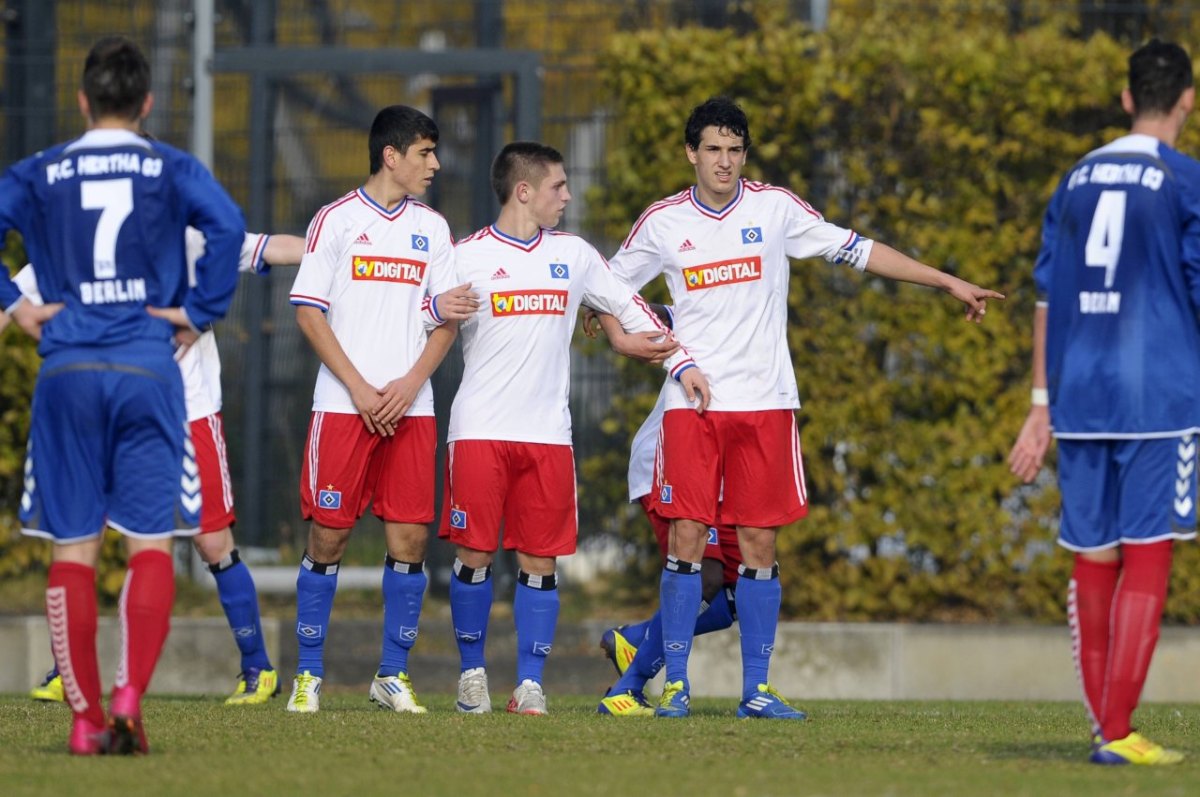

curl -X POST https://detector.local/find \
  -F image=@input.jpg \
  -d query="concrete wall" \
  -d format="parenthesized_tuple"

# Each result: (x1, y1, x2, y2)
(3, 615, 1198, 702)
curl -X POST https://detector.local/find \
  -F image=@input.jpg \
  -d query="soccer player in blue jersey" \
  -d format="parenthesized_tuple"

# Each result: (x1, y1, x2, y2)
(1009, 39, 1198, 766)
(0, 36, 244, 755)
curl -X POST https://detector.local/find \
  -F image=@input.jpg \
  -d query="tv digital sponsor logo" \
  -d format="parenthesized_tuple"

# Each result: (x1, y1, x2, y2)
(682, 256, 762, 291)
(351, 255, 426, 285)
(490, 289, 569, 316)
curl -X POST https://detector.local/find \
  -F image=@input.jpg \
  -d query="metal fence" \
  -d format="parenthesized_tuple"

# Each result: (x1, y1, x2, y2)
(1, 0, 1187, 581)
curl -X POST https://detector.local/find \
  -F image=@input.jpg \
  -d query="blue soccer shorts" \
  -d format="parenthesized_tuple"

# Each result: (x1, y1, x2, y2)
(1057, 435, 1200, 552)
(19, 343, 197, 542)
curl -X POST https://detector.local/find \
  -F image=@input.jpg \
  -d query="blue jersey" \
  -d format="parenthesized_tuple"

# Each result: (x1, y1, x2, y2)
(0, 128, 244, 354)
(1034, 133, 1200, 438)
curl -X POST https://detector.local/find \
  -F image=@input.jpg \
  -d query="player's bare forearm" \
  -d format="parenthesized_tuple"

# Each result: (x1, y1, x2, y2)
(262, 234, 305, 267)
(1008, 305, 1051, 483)
(865, 243, 1004, 322)
(295, 305, 384, 433)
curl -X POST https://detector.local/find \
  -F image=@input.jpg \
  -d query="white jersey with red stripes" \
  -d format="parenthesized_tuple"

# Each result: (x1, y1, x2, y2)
(610, 178, 874, 412)
(449, 225, 692, 445)
(15, 230, 271, 422)
(289, 188, 454, 416)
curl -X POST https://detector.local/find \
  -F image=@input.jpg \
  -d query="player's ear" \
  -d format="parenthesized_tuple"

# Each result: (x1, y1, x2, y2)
(685, 144, 699, 166)
(77, 89, 91, 123)
(1120, 87, 1136, 117)
(138, 92, 154, 122)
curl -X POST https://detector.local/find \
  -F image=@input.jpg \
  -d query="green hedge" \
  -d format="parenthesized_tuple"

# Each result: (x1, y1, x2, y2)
(582, 10, 1200, 621)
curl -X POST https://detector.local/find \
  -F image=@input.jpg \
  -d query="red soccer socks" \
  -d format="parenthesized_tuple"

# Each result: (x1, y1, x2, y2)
(1100, 541, 1173, 742)
(46, 562, 105, 732)
(115, 549, 175, 697)
(1068, 555, 1119, 730)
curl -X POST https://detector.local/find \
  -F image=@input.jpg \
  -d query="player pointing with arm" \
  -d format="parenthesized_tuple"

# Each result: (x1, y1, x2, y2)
(1010, 39, 1198, 766)
(609, 97, 1001, 719)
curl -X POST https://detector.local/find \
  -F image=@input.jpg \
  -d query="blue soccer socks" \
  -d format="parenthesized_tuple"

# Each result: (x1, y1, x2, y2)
(659, 557, 702, 688)
(379, 556, 426, 678)
(450, 559, 493, 672)
(209, 549, 271, 672)
(736, 563, 781, 699)
(514, 571, 559, 686)
(295, 552, 339, 679)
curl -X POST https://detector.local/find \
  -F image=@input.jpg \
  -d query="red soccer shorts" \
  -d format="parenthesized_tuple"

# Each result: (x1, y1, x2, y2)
(300, 411, 436, 529)
(191, 414, 236, 534)
(654, 409, 807, 528)
(438, 439, 577, 557)
(640, 495, 741, 584)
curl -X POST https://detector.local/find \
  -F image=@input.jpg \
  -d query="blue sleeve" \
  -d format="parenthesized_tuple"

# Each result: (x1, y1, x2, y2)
(1032, 180, 1065, 302)
(1177, 163, 1200, 314)
(173, 153, 245, 329)
(0, 163, 35, 310)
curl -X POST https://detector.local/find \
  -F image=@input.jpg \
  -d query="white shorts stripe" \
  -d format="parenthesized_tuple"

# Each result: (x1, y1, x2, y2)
(790, 414, 807, 506)
(308, 412, 324, 505)
(208, 415, 235, 512)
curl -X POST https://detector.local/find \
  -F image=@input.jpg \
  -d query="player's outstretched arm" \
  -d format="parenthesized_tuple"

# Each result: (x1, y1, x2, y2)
(865, 243, 1004, 323)
(1008, 305, 1051, 483)
(431, 282, 480, 321)
(295, 304, 391, 436)
(376, 321, 458, 425)
(262, 233, 305, 267)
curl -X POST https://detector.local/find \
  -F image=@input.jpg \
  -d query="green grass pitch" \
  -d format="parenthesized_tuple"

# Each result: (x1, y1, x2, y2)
(1, 694, 1196, 796)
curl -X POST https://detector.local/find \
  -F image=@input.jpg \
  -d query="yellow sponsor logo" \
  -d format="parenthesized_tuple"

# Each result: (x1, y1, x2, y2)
(350, 256, 426, 285)
(682, 256, 762, 291)
(490, 289, 569, 316)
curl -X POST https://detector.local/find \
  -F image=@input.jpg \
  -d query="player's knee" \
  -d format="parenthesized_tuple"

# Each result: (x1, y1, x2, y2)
(192, 528, 234, 564)
(307, 523, 351, 562)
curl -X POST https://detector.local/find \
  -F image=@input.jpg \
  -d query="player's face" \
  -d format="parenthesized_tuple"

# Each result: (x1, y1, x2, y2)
(528, 163, 571, 229)
(686, 126, 746, 207)
(392, 137, 440, 197)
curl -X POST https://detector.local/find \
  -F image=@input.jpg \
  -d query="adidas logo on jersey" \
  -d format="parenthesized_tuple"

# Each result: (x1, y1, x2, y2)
(491, 267, 510, 280)
(678, 239, 695, 252)
(354, 232, 372, 245)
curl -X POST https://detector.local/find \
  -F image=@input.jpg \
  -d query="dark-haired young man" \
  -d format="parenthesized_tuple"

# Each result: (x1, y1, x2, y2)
(1010, 39, 1198, 766)
(286, 105, 478, 713)
(0, 36, 245, 754)
(441, 141, 707, 715)
(610, 96, 1001, 719)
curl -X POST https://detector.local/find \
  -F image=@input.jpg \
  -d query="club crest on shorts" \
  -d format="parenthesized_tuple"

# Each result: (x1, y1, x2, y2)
(411, 234, 429, 251)
(318, 485, 342, 510)
(659, 484, 673, 504)
(450, 508, 468, 529)
(707, 527, 718, 545)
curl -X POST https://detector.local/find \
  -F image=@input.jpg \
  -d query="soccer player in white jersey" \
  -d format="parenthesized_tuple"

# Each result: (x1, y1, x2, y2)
(1010, 40, 1199, 766)
(286, 105, 478, 714)
(609, 97, 1003, 719)
(441, 141, 708, 716)
(15, 230, 305, 707)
